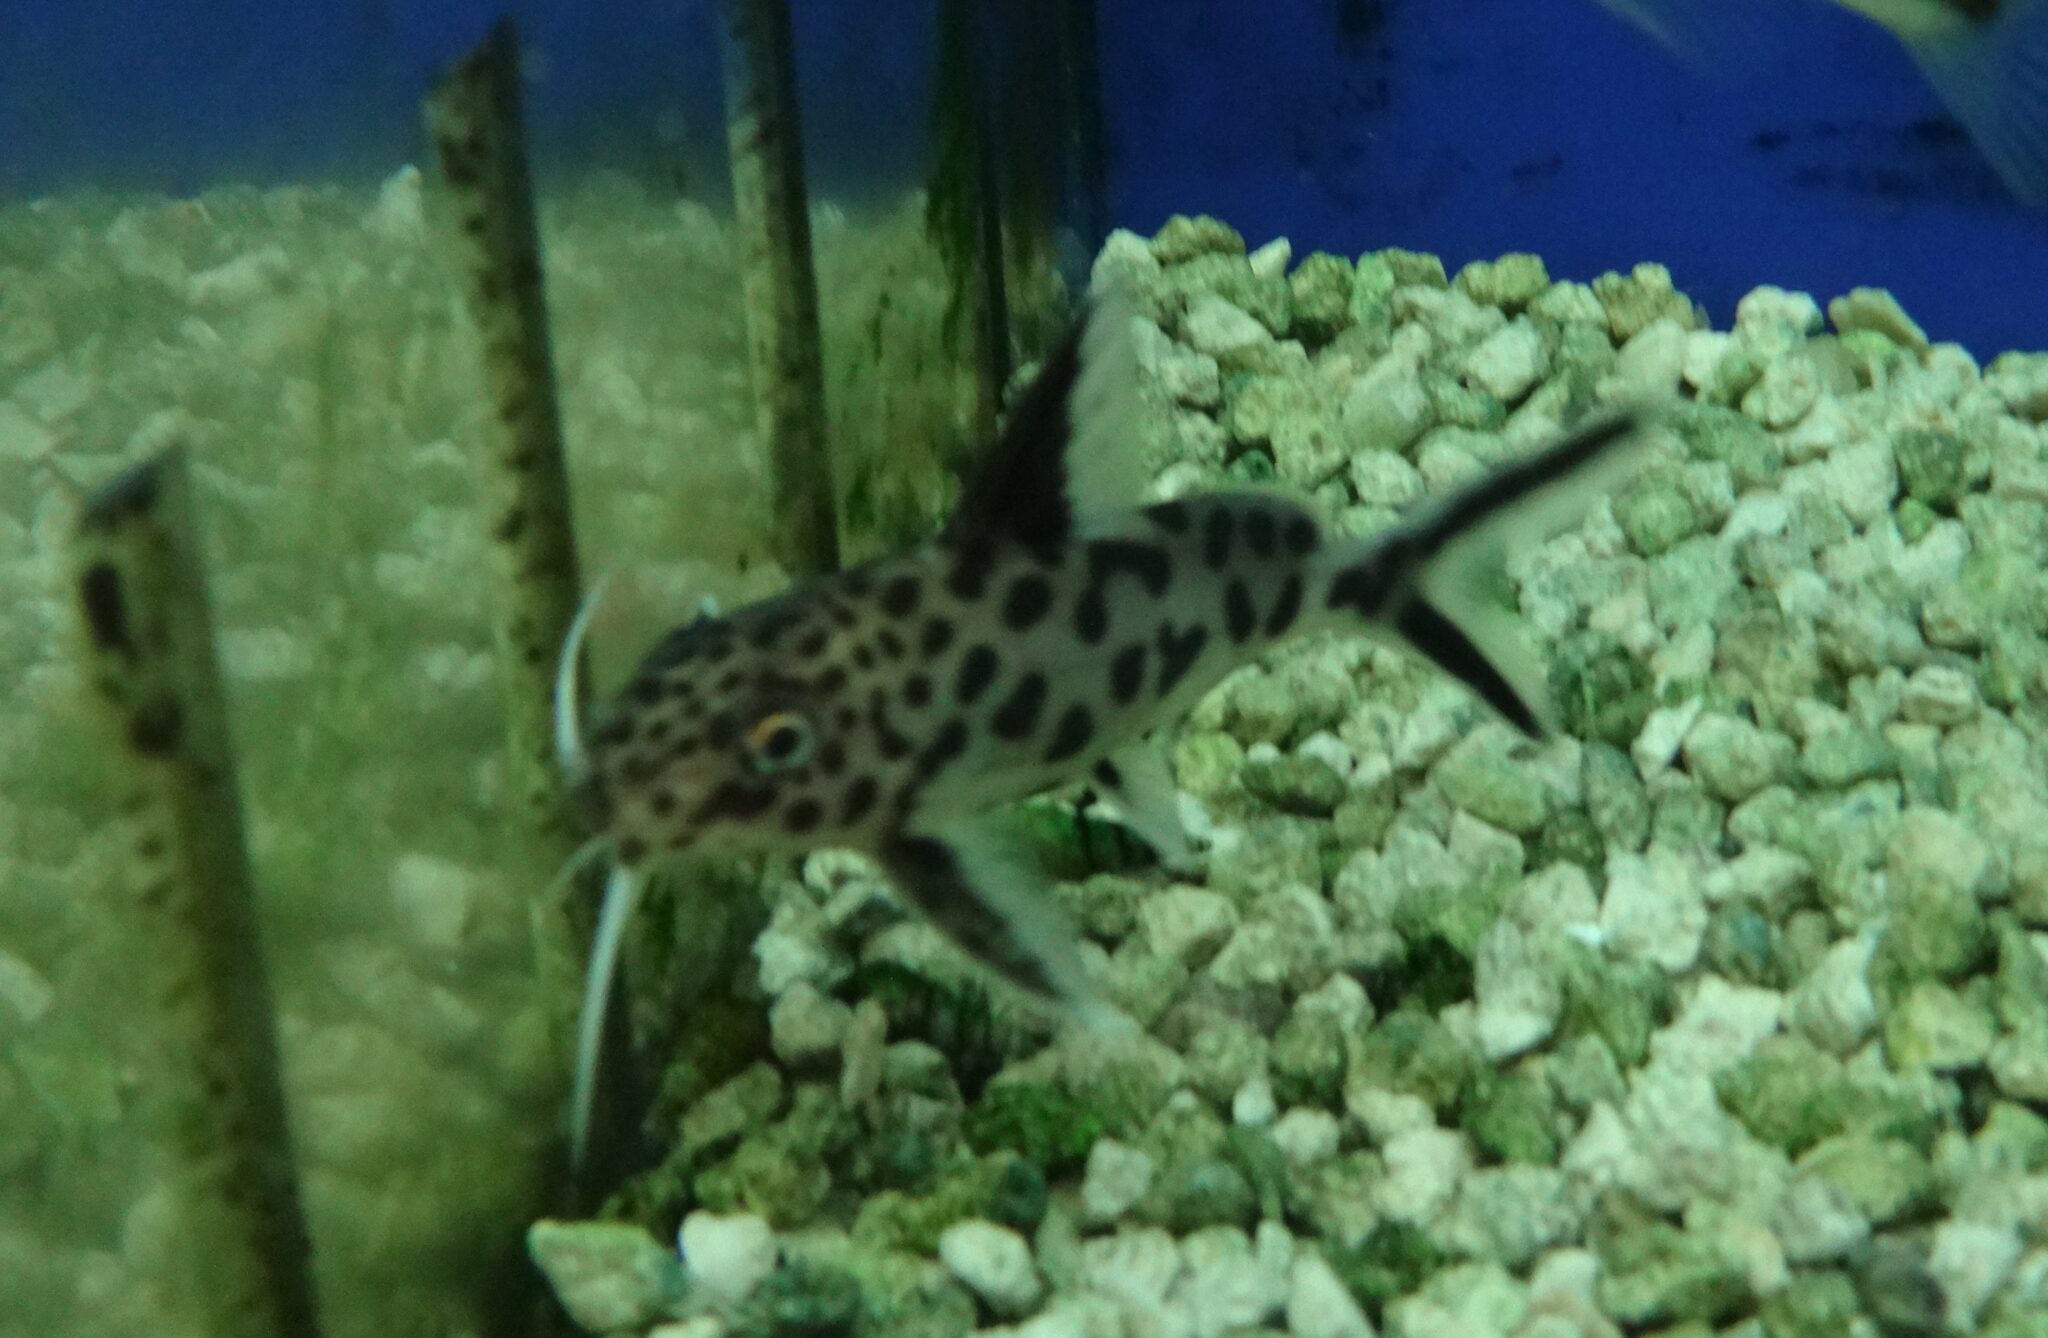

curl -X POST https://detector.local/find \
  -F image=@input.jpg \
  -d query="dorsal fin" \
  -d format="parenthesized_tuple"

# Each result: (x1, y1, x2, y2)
(944, 295, 1145, 547)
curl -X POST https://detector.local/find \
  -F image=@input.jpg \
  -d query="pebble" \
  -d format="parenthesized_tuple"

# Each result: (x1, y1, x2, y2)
(1081, 1139, 1156, 1225)
(940, 1219, 1043, 1317)
(1182, 293, 1273, 370)
(526, 1220, 679, 1333)
(1374, 1127, 1471, 1224)
(768, 981, 853, 1066)
(1462, 318, 1548, 403)
(1139, 887, 1239, 967)
(1927, 1219, 2022, 1327)
(1599, 846, 1707, 973)
(678, 1211, 777, 1303)
(1286, 1251, 1375, 1338)
(1270, 1108, 1341, 1169)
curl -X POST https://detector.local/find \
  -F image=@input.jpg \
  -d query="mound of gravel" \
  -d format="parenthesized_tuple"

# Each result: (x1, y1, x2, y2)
(534, 216, 2048, 1338)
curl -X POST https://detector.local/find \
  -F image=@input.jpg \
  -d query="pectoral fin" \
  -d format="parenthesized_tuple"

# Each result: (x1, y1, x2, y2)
(1088, 744, 1200, 875)
(878, 819, 1124, 1030)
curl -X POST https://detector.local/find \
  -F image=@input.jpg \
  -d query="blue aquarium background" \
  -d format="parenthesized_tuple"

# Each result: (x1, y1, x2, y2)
(1, 0, 2040, 356)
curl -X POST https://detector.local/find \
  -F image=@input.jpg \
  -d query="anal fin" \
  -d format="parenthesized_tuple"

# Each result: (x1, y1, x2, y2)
(1088, 743, 1200, 875)
(878, 818, 1126, 1032)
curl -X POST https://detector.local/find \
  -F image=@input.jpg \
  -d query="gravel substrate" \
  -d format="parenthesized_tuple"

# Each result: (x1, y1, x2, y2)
(532, 217, 2048, 1338)
(7, 178, 2048, 1338)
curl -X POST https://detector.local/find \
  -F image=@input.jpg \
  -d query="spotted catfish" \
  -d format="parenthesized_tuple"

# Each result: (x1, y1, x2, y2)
(556, 297, 1648, 1166)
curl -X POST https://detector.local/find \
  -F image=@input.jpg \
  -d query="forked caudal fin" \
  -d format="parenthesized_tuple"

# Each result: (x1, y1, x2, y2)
(1320, 409, 1652, 736)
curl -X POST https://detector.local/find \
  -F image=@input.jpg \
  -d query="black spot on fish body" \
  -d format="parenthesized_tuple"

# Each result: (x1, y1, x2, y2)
(840, 568, 874, 598)
(1244, 508, 1277, 558)
(880, 574, 921, 617)
(1109, 644, 1147, 703)
(956, 645, 999, 704)
(1224, 581, 1257, 642)
(1157, 623, 1208, 694)
(869, 689, 915, 760)
(595, 716, 633, 747)
(921, 618, 956, 656)
(818, 738, 847, 775)
(946, 537, 997, 600)
(694, 779, 777, 823)
(649, 789, 677, 817)
(917, 719, 970, 781)
(79, 563, 129, 656)
(991, 672, 1049, 739)
(828, 602, 859, 629)
(904, 673, 934, 708)
(717, 668, 745, 692)
(835, 705, 859, 731)
(1203, 508, 1235, 568)
(784, 797, 824, 834)
(796, 628, 829, 657)
(1002, 573, 1054, 630)
(877, 628, 905, 659)
(853, 644, 875, 671)
(1045, 704, 1095, 762)
(1327, 554, 1394, 618)
(1146, 500, 1192, 534)
(630, 676, 664, 707)
(1266, 574, 1305, 637)
(1074, 589, 1109, 644)
(705, 711, 740, 747)
(1088, 538, 1172, 596)
(1093, 757, 1122, 788)
(841, 775, 879, 824)
(815, 664, 849, 696)
(1284, 514, 1319, 555)
(619, 836, 648, 864)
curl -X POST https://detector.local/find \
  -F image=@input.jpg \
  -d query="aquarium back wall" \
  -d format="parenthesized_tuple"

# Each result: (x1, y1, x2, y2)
(3, 0, 2042, 356)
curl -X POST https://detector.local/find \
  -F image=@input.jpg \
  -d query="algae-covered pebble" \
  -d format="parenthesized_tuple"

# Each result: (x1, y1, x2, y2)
(682, 1063, 787, 1160)
(1432, 728, 1549, 834)
(527, 1220, 681, 1334)
(1826, 286, 1930, 352)
(1681, 713, 1794, 802)
(1798, 1134, 1938, 1225)
(1456, 252, 1551, 310)
(1241, 752, 1346, 816)
(1139, 886, 1238, 968)
(1884, 982, 1995, 1071)
(1593, 1214, 1751, 1326)
(1152, 213, 1246, 263)
(1592, 262, 1698, 341)
(1288, 251, 1355, 344)
(1714, 1034, 1850, 1155)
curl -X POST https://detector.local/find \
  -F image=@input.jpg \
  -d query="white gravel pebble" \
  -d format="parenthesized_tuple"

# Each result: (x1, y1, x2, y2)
(1928, 1219, 2023, 1327)
(1287, 1251, 1376, 1338)
(1081, 1139, 1157, 1226)
(940, 1219, 1043, 1318)
(678, 1211, 777, 1303)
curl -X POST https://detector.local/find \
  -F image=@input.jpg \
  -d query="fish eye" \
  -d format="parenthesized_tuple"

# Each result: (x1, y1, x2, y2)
(745, 711, 815, 772)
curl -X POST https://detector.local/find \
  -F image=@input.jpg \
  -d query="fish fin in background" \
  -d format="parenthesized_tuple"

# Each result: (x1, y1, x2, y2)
(1866, 0, 2048, 206)
(569, 861, 642, 1173)
(1320, 410, 1658, 739)
(1587, 0, 1779, 70)
(878, 817, 1127, 1031)
(943, 295, 1147, 549)
(1087, 743, 1200, 875)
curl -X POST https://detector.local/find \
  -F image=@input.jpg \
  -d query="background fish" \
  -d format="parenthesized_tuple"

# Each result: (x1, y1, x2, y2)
(556, 297, 1650, 1168)
(1594, 0, 2048, 206)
